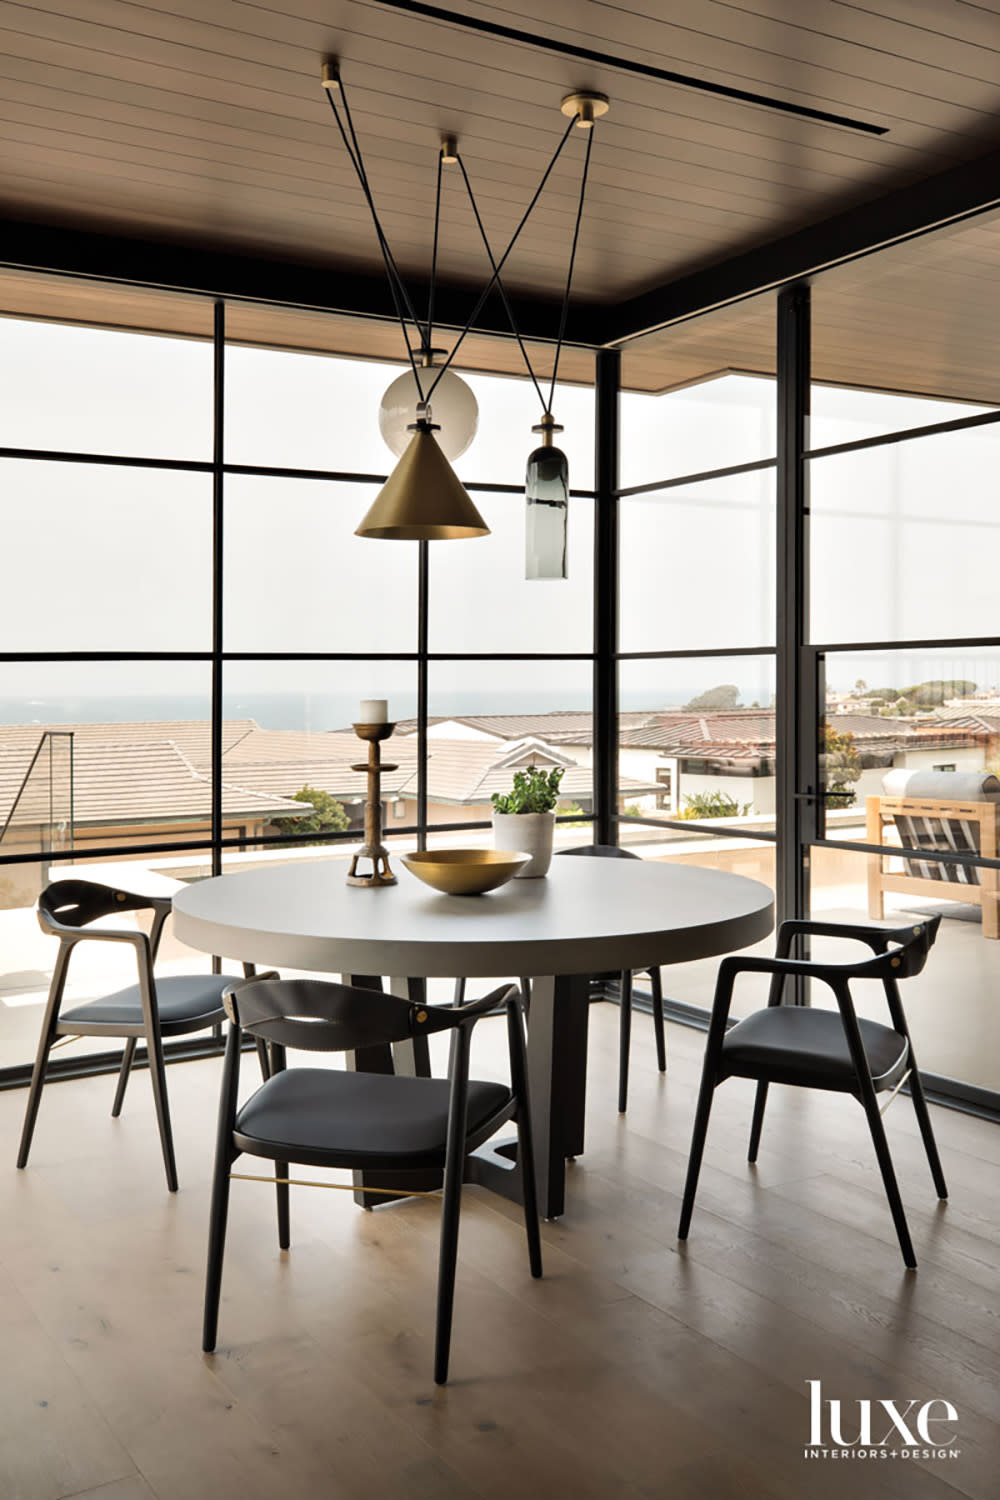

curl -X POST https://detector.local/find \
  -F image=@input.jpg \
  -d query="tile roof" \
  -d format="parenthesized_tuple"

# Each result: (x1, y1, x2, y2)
(421, 736, 657, 805)
(394, 712, 652, 744)
(0, 737, 306, 830)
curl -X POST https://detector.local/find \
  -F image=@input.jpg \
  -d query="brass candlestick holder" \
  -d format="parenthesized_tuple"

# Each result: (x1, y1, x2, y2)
(347, 721, 398, 887)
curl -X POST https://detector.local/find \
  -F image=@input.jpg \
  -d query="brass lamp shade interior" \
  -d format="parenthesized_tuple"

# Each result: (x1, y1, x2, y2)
(356, 421, 491, 540)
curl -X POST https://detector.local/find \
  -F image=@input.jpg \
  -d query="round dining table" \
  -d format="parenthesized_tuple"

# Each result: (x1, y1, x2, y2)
(174, 855, 773, 1217)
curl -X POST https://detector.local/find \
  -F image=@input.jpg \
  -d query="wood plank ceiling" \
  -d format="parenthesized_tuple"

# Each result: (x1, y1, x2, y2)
(623, 205, 1000, 404)
(2, 1, 1000, 396)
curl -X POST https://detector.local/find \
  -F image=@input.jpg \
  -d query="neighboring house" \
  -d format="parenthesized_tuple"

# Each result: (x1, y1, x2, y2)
(2, 707, 985, 911)
(392, 726, 659, 823)
(619, 711, 988, 815)
(400, 710, 992, 818)
(394, 712, 662, 811)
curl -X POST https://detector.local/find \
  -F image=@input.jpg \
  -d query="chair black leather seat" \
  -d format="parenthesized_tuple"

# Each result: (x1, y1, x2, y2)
(18, 879, 260, 1192)
(205, 976, 542, 1385)
(234, 1068, 511, 1166)
(722, 1007, 907, 1092)
(61, 973, 238, 1036)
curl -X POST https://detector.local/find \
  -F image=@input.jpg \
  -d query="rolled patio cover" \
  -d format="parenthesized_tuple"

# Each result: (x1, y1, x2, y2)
(881, 769, 1000, 801)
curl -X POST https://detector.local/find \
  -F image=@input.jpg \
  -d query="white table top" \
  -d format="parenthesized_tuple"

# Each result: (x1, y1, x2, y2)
(173, 857, 774, 978)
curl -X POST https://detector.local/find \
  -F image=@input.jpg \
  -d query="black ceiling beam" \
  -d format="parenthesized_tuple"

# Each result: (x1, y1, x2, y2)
(0, 214, 608, 348)
(606, 144, 1000, 344)
(372, 0, 886, 136)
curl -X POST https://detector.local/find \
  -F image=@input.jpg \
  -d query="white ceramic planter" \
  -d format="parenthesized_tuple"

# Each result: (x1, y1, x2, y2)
(492, 810, 555, 878)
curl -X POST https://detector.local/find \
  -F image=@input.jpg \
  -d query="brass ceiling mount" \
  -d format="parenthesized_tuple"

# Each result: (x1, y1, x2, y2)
(560, 90, 610, 129)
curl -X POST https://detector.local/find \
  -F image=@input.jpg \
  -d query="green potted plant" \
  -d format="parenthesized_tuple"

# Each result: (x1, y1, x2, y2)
(491, 765, 565, 878)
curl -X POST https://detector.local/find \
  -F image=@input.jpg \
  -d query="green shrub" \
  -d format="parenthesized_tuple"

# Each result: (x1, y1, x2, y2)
(676, 790, 749, 820)
(271, 784, 351, 845)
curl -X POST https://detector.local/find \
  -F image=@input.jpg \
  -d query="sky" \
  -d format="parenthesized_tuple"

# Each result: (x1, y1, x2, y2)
(1, 316, 999, 721)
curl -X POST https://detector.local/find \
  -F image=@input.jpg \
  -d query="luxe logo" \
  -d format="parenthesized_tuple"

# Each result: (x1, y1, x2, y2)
(804, 1380, 960, 1461)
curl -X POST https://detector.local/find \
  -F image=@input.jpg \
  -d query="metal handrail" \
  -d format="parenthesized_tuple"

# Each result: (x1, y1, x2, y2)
(0, 729, 74, 853)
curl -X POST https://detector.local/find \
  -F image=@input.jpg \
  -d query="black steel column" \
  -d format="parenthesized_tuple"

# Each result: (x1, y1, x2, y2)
(775, 284, 817, 943)
(594, 348, 620, 846)
(211, 299, 225, 882)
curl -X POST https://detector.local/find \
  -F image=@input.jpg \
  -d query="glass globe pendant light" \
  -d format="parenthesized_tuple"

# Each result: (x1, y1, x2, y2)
(525, 413, 569, 580)
(378, 349, 479, 461)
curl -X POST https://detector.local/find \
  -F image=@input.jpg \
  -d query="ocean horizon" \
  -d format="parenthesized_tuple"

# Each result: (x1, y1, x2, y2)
(0, 689, 698, 733)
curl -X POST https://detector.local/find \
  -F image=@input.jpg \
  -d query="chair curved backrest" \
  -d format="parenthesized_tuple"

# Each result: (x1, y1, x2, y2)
(225, 976, 507, 1054)
(827, 917, 940, 985)
(557, 843, 639, 860)
(39, 878, 155, 932)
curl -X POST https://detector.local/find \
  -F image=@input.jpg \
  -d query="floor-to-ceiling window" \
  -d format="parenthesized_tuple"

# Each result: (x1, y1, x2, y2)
(614, 298, 779, 1018)
(3, 257, 998, 1111)
(0, 283, 597, 1077)
(806, 332, 1000, 1100)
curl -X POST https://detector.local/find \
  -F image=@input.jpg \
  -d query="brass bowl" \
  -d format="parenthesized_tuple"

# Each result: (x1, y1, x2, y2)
(401, 849, 530, 896)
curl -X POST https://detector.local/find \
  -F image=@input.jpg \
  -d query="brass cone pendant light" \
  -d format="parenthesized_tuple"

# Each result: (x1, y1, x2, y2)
(356, 419, 489, 540)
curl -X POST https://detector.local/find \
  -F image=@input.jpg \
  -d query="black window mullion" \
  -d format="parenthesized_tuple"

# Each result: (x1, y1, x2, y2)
(211, 300, 225, 881)
(594, 348, 620, 847)
(417, 541, 429, 852)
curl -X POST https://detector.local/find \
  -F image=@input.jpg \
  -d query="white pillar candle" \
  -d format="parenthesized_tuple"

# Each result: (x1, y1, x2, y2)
(359, 698, 388, 724)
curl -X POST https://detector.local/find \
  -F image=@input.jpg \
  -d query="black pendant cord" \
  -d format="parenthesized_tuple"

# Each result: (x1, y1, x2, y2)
(426, 149, 443, 355)
(426, 114, 577, 405)
(548, 123, 594, 414)
(454, 152, 547, 413)
(336, 79, 431, 349)
(324, 86, 426, 400)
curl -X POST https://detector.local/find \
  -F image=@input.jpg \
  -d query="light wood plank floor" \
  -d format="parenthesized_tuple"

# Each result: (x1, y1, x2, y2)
(0, 1004, 997, 1500)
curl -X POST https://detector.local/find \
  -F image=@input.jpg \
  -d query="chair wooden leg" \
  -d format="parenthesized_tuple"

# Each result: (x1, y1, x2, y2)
(111, 1037, 137, 1118)
(203, 1145, 235, 1351)
(507, 1001, 542, 1280)
(677, 1069, 718, 1239)
(143, 1019, 178, 1193)
(255, 1037, 271, 1081)
(204, 1024, 242, 1352)
(747, 1080, 769, 1163)
(16, 1028, 56, 1170)
(270, 1043, 290, 1250)
(434, 1029, 471, 1386)
(519, 977, 532, 1015)
(617, 970, 633, 1114)
(907, 1068, 948, 1199)
(650, 966, 666, 1073)
(859, 1089, 917, 1268)
(17, 944, 72, 1170)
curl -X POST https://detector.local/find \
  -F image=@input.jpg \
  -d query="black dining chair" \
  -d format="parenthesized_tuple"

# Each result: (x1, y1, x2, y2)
(17, 878, 256, 1192)
(677, 916, 947, 1267)
(557, 844, 666, 1113)
(203, 975, 541, 1385)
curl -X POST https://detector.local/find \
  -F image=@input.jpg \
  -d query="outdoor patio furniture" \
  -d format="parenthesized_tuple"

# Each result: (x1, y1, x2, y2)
(677, 916, 947, 1268)
(202, 975, 541, 1386)
(16, 878, 253, 1191)
(867, 770, 1000, 938)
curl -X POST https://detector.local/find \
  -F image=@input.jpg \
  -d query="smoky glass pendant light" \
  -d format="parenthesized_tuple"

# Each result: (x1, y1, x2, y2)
(525, 413, 569, 580)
